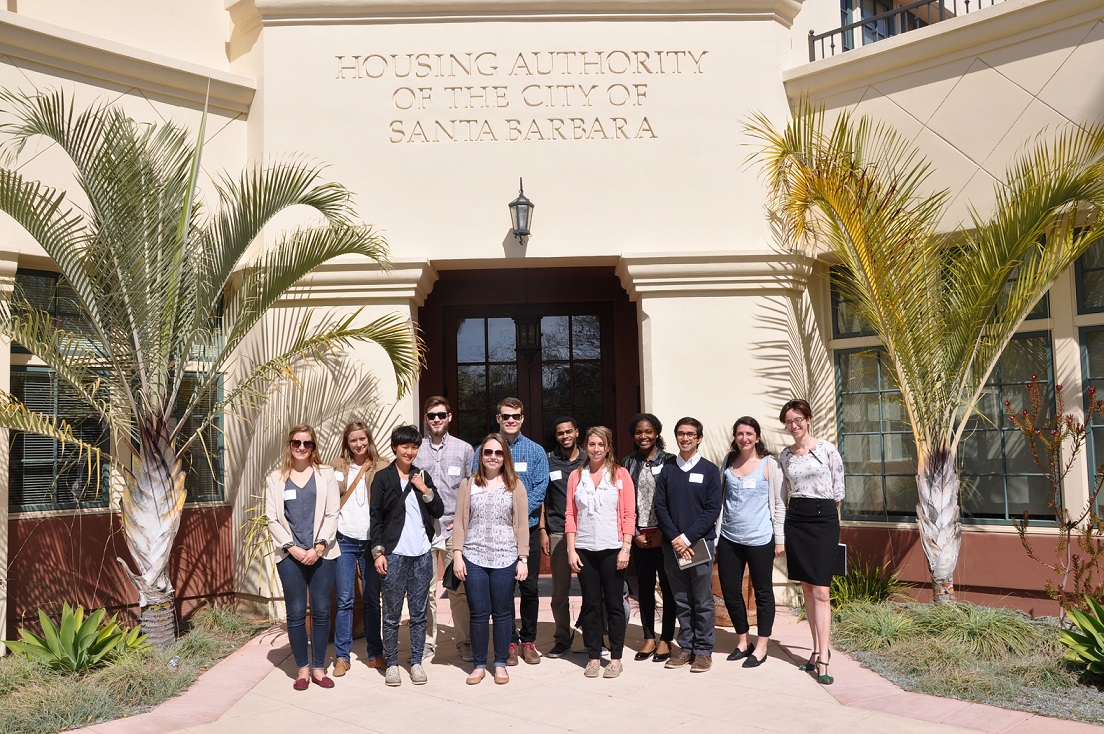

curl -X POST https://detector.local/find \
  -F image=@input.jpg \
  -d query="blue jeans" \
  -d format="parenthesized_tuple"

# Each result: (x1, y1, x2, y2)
(277, 555, 336, 669)
(335, 533, 383, 661)
(464, 559, 518, 668)
(380, 552, 433, 667)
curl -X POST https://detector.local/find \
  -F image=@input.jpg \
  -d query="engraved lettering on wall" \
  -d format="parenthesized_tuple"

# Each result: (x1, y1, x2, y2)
(334, 50, 707, 144)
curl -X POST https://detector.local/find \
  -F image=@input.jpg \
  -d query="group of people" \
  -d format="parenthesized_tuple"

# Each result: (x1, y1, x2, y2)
(265, 396, 845, 690)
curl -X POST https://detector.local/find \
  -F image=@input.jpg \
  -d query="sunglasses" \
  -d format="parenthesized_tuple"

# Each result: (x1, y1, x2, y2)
(498, 413, 523, 421)
(482, 448, 505, 457)
(425, 411, 449, 420)
(289, 439, 315, 450)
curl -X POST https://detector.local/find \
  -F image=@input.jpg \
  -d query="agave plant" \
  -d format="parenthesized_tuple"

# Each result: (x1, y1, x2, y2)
(1059, 595, 1104, 676)
(0, 89, 422, 646)
(6, 603, 150, 672)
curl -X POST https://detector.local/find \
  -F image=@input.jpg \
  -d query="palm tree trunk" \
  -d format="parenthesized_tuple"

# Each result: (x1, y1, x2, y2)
(915, 448, 962, 604)
(117, 424, 186, 648)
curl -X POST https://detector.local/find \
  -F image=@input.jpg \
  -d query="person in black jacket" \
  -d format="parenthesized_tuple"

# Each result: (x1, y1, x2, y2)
(621, 413, 676, 662)
(654, 416, 722, 674)
(370, 424, 444, 687)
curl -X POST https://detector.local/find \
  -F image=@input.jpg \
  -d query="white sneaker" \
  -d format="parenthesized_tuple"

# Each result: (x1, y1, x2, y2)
(385, 666, 401, 686)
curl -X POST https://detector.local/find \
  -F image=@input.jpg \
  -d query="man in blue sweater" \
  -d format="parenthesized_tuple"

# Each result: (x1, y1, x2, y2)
(654, 416, 723, 673)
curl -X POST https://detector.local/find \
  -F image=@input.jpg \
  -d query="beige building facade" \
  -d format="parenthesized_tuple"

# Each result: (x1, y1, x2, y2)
(1, 0, 1102, 633)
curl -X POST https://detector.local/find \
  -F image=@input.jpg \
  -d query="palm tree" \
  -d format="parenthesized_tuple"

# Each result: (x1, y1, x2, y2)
(747, 103, 1104, 602)
(0, 90, 422, 645)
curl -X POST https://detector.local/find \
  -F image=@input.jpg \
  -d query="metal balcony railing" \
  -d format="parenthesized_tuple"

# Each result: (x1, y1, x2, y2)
(808, 0, 1008, 62)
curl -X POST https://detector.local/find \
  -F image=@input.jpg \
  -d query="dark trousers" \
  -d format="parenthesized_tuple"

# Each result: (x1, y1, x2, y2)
(512, 525, 542, 644)
(662, 542, 716, 656)
(632, 543, 675, 642)
(380, 552, 433, 667)
(334, 533, 383, 660)
(577, 547, 627, 660)
(717, 536, 777, 637)
(465, 559, 518, 668)
(277, 555, 336, 669)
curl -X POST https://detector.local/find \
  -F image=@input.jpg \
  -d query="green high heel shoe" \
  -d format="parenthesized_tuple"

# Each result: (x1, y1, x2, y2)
(799, 651, 818, 672)
(817, 651, 834, 685)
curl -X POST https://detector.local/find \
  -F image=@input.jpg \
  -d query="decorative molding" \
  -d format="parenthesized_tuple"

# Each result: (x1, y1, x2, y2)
(783, 0, 1102, 98)
(0, 10, 256, 116)
(250, 0, 805, 26)
(616, 252, 814, 299)
(282, 258, 440, 306)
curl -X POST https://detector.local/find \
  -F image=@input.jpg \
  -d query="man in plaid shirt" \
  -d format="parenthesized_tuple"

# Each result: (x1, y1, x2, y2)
(420, 396, 475, 663)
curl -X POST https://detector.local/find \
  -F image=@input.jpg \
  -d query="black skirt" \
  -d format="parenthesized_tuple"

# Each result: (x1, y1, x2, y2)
(784, 497, 840, 586)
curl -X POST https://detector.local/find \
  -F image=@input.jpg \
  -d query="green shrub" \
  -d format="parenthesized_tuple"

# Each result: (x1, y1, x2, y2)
(5, 603, 150, 673)
(831, 560, 906, 609)
(835, 601, 918, 650)
(912, 602, 1042, 659)
(1059, 595, 1104, 677)
(188, 603, 269, 638)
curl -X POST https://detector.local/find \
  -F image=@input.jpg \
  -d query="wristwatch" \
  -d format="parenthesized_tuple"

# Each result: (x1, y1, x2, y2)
(371, 545, 386, 559)
(517, 557, 528, 563)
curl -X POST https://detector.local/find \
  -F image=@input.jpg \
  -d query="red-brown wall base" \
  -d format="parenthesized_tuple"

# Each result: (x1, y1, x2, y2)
(841, 525, 1076, 617)
(7, 506, 234, 639)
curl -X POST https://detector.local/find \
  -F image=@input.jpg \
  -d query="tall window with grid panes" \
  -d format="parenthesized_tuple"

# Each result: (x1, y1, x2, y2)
(8, 269, 225, 512)
(832, 266, 1056, 524)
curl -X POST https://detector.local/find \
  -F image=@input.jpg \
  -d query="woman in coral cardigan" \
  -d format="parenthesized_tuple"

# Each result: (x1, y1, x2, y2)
(566, 425, 636, 679)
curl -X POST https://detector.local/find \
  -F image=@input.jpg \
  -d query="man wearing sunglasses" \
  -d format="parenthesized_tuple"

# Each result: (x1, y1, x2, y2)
(473, 397, 549, 665)
(420, 397, 475, 663)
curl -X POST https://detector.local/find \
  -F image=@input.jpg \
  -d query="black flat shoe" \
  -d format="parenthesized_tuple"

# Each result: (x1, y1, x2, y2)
(634, 648, 655, 661)
(726, 646, 753, 661)
(742, 652, 767, 668)
(652, 645, 672, 663)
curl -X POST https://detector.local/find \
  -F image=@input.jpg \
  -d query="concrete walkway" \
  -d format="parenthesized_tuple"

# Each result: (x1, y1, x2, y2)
(77, 596, 1102, 734)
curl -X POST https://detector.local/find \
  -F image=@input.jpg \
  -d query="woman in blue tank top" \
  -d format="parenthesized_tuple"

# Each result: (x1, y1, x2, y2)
(717, 416, 786, 668)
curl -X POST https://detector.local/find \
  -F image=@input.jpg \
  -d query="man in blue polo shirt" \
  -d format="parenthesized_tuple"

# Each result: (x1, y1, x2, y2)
(654, 416, 722, 673)
(474, 396, 549, 665)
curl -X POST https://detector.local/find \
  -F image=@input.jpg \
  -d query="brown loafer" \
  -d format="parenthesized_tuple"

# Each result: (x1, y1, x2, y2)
(521, 642, 541, 664)
(507, 643, 519, 666)
(603, 660, 623, 678)
(664, 648, 693, 669)
(690, 654, 712, 673)
(367, 656, 387, 670)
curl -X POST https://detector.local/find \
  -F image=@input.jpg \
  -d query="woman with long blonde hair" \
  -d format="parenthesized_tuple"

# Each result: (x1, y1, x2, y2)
(331, 420, 389, 676)
(266, 423, 341, 690)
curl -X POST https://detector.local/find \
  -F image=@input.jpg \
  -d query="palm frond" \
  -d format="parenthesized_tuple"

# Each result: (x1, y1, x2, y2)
(178, 310, 423, 453)
(209, 222, 393, 379)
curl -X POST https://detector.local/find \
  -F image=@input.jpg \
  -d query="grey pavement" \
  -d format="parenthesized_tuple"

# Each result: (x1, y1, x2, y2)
(76, 592, 1102, 734)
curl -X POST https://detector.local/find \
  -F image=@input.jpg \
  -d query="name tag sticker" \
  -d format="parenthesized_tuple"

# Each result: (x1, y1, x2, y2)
(448, 466, 462, 476)
(652, 465, 663, 476)
(689, 473, 704, 484)
(549, 470, 563, 481)
(515, 461, 528, 473)
(283, 489, 297, 501)
(742, 477, 757, 489)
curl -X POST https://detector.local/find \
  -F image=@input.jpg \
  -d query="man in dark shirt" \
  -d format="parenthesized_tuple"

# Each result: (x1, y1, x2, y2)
(540, 416, 585, 658)
(654, 416, 722, 673)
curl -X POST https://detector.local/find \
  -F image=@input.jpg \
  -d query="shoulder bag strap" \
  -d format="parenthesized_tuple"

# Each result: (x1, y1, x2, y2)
(339, 461, 373, 509)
